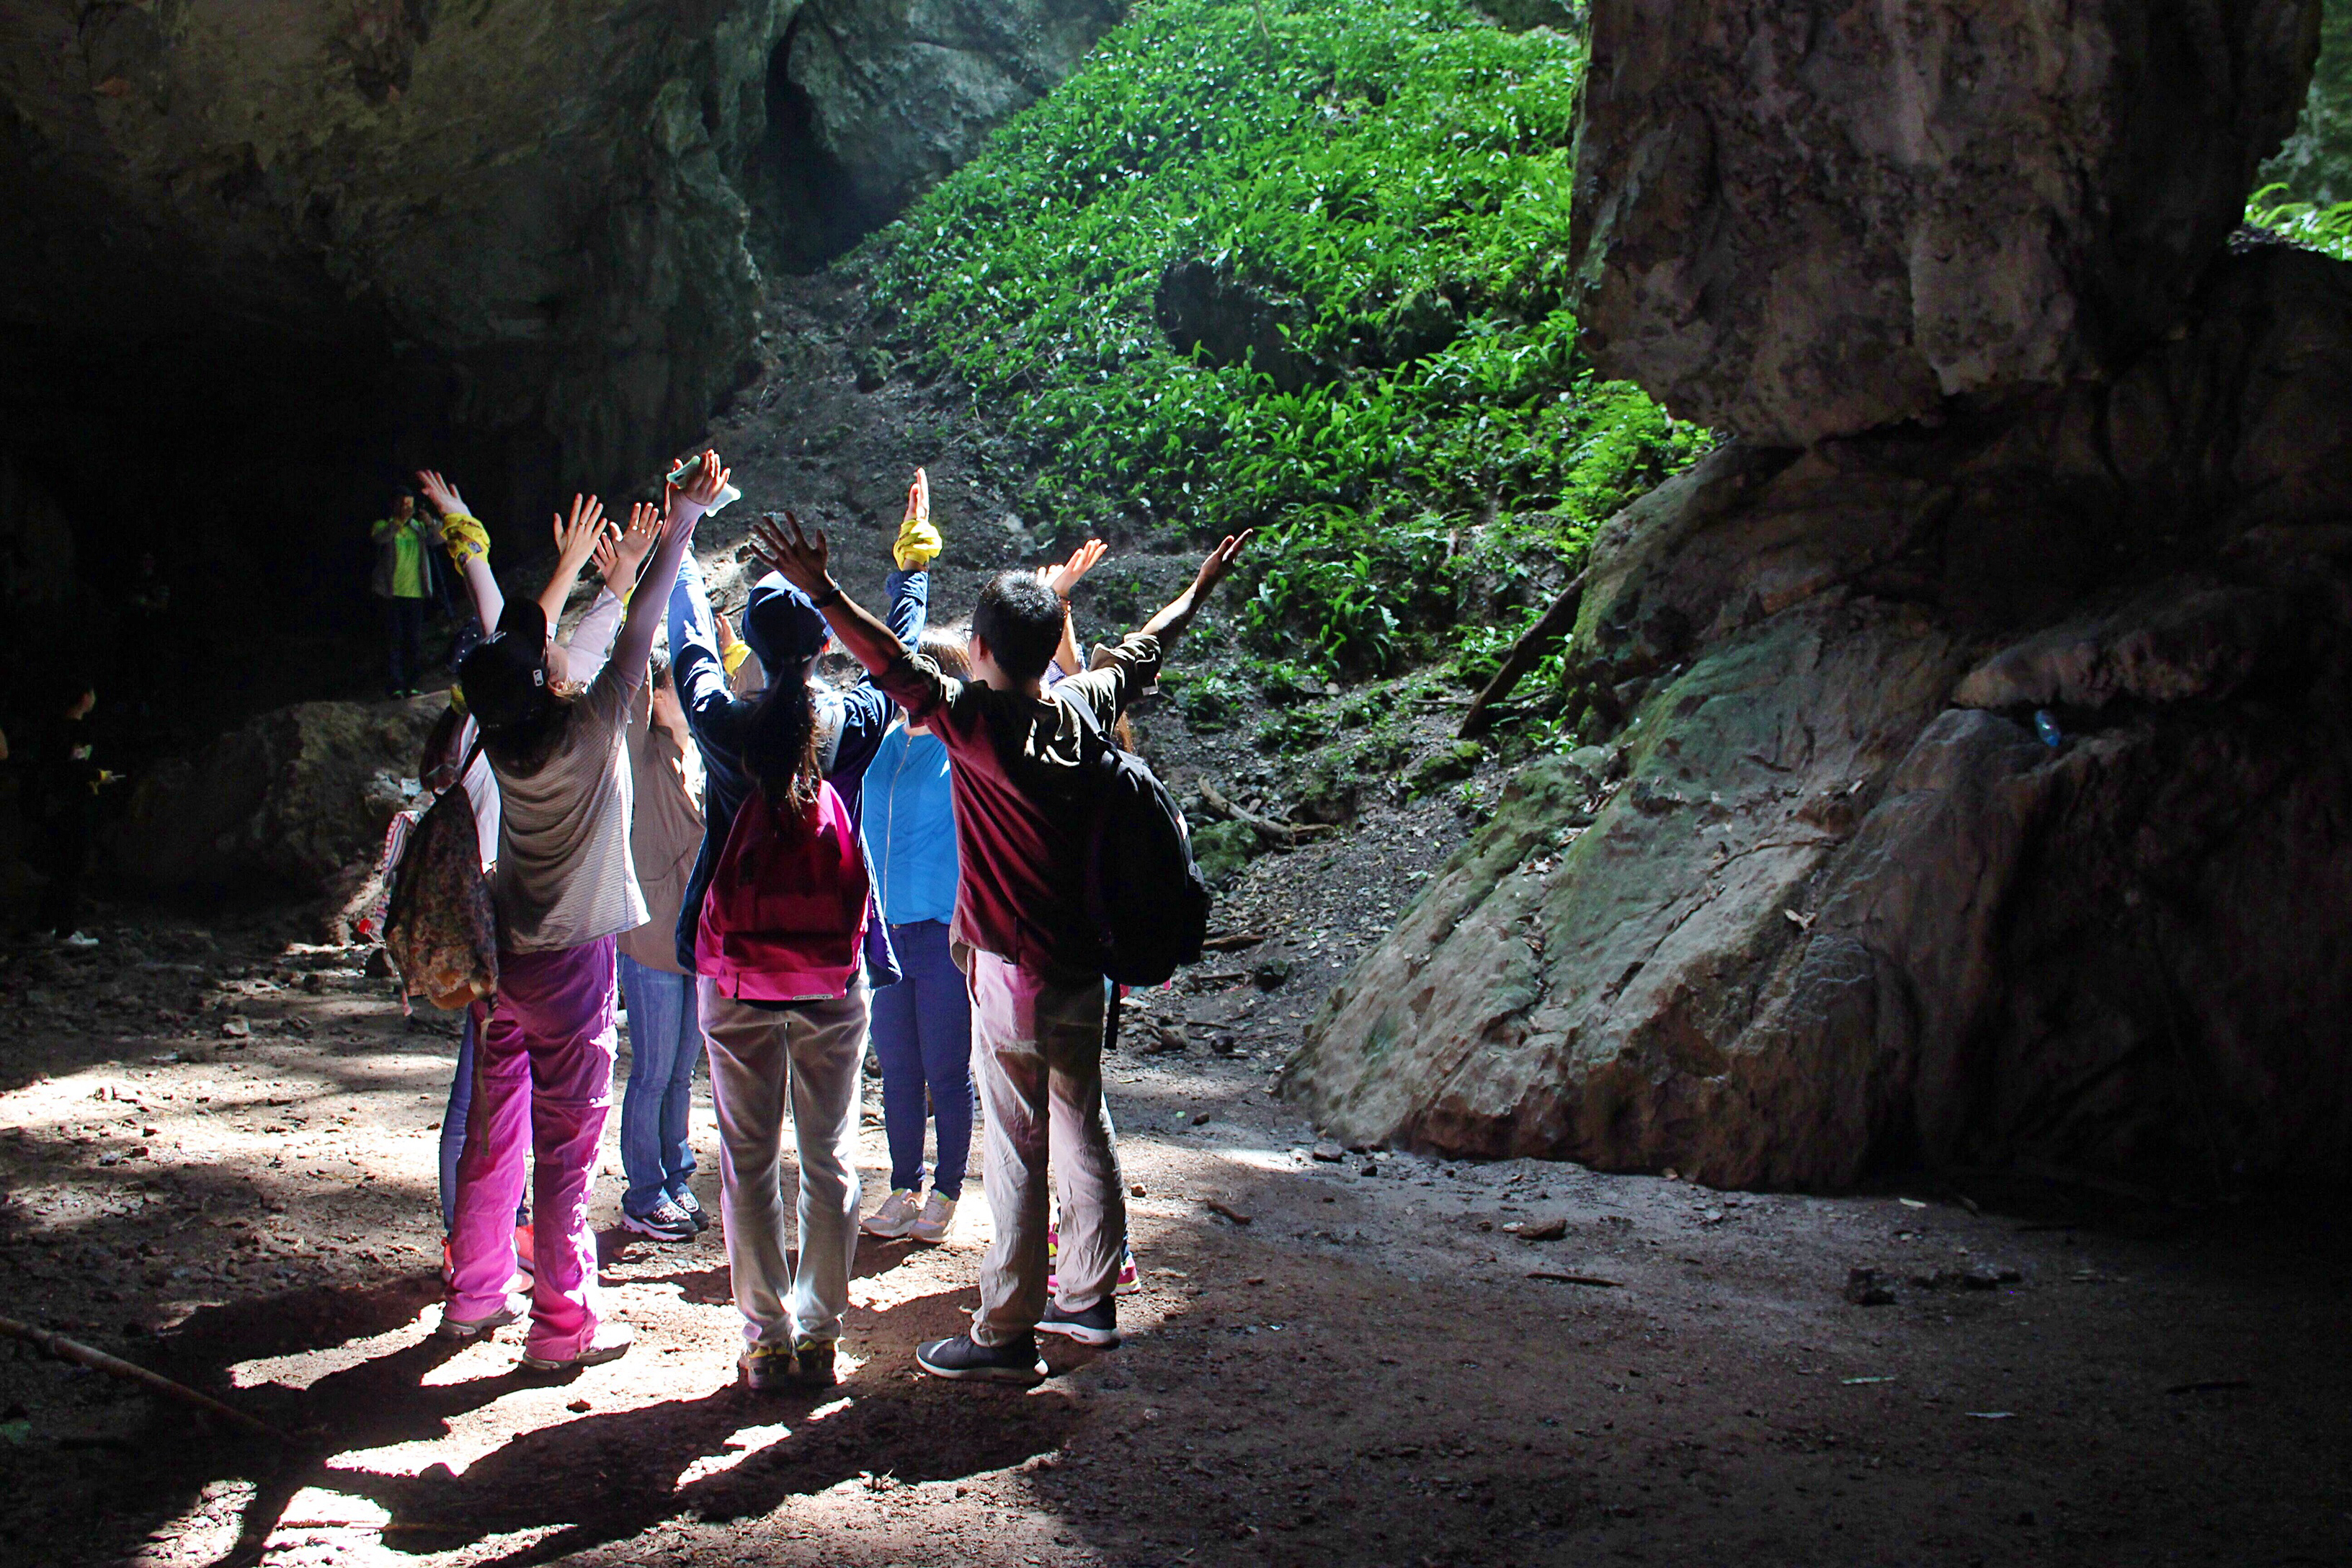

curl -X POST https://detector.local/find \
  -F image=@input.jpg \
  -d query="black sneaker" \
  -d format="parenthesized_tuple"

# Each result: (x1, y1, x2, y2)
(1037, 1298, 1120, 1348)
(739, 1343, 795, 1391)
(917, 1332, 1046, 1384)
(622, 1199, 696, 1242)
(792, 1340, 837, 1389)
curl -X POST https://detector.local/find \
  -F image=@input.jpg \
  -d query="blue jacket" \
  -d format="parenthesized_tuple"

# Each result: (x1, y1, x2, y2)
(668, 552, 928, 979)
(864, 723, 958, 927)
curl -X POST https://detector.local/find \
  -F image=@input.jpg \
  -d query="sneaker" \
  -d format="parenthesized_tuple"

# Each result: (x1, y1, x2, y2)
(917, 1332, 1046, 1384)
(672, 1188, 711, 1232)
(907, 1193, 957, 1244)
(861, 1188, 922, 1239)
(622, 1200, 697, 1242)
(739, 1342, 796, 1391)
(60, 932, 98, 950)
(520, 1321, 633, 1372)
(1117, 1244, 1141, 1296)
(1037, 1298, 1120, 1348)
(437, 1294, 526, 1342)
(791, 1340, 837, 1389)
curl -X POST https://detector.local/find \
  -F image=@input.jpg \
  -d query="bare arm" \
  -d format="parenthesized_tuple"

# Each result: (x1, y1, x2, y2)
(1038, 539, 1106, 679)
(535, 494, 610, 627)
(1139, 531, 1252, 648)
(416, 468, 502, 630)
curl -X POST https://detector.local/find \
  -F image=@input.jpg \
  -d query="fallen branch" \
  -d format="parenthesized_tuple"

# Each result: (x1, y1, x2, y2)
(1525, 1270, 1622, 1289)
(1205, 1200, 1255, 1226)
(0, 1314, 297, 1443)
(1196, 782, 1340, 849)
(1199, 931, 1270, 952)
(1459, 569, 1588, 739)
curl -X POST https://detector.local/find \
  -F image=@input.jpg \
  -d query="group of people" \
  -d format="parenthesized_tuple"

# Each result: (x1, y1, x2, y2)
(403, 450, 1247, 1387)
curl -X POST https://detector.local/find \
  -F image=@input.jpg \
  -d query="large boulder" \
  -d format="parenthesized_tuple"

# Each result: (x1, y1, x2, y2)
(109, 698, 443, 899)
(1291, 244, 2352, 1190)
(1569, 0, 2322, 444)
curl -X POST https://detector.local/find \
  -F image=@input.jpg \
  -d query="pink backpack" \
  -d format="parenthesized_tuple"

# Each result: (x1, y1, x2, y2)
(695, 780, 869, 1002)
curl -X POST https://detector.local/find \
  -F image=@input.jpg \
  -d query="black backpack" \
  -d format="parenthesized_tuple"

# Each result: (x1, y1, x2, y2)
(1065, 699, 1210, 988)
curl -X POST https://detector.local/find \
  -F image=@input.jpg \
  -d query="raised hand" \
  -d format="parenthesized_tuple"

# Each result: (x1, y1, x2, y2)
(415, 469, 469, 518)
(1192, 530, 1254, 594)
(1040, 538, 1108, 600)
(714, 609, 739, 654)
(596, 502, 661, 589)
(665, 449, 731, 514)
(551, 494, 607, 574)
(749, 511, 832, 597)
(893, 466, 942, 570)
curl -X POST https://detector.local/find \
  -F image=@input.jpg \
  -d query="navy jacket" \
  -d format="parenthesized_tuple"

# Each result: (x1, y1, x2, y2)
(668, 551, 927, 979)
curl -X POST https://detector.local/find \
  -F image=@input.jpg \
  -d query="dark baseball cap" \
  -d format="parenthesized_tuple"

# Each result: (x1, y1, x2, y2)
(457, 600, 553, 734)
(743, 571, 829, 672)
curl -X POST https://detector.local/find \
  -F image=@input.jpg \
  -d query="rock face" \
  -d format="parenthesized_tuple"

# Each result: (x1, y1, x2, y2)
(1291, 244, 2352, 1189)
(1569, 0, 2322, 444)
(110, 698, 443, 899)
(782, 0, 1126, 239)
(0, 0, 1121, 511)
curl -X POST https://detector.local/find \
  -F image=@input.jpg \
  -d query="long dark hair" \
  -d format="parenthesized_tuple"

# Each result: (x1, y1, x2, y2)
(742, 661, 821, 821)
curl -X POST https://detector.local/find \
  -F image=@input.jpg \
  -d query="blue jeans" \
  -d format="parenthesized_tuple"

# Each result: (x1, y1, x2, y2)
(868, 919, 975, 1199)
(439, 1011, 527, 1234)
(618, 954, 703, 1217)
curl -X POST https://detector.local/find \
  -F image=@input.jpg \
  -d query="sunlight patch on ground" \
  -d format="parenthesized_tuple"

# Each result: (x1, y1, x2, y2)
(229, 1304, 436, 1389)
(130, 1479, 254, 1567)
(673, 1420, 793, 1487)
(1208, 1145, 1312, 1174)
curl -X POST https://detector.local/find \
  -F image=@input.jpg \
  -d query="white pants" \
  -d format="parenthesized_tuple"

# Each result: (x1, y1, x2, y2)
(700, 975, 870, 1348)
(968, 952, 1126, 1345)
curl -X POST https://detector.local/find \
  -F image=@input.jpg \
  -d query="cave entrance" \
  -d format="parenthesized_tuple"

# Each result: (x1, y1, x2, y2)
(747, 21, 888, 275)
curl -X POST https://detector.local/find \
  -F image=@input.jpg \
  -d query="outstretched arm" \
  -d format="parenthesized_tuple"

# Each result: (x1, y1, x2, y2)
(1038, 538, 1107, 679)
(417, 468, 502, 631)
(1139, 531, 1252, 649)
(536, 494, 611, 627)
(606, 450, 729, 695)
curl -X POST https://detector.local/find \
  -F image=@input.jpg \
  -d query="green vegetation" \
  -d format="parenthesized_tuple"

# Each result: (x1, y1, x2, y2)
(856, 0, 1704, 687)
(2248, 184, 2352, 262)
(2257, 0, 2352, 207)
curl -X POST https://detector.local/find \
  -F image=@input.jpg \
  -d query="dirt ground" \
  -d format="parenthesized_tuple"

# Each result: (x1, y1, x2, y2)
(6, 274, 2351, 1566)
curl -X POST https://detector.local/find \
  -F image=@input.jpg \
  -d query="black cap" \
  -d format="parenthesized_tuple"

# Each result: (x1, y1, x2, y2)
(457, 600, 552, 734)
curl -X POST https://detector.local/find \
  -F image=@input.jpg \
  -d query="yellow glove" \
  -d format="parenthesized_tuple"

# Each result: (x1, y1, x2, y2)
(723, 640, 752, 677)
(893, 468, 940, 570)
(441, 512, 491, 565)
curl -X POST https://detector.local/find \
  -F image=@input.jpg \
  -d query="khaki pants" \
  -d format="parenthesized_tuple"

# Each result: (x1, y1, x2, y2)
(700, 975, 870, 1348)
(968, 951, 1126, 1345)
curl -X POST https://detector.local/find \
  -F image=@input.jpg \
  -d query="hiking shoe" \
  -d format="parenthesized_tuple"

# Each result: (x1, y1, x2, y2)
(917, 1332, 1046, 1384)
(861, 1188, 921, 1239)
(1117, 1244, 1141, 1296)
(622, 1200, 697, 1242)
(513, 1224, 535, 1275)
(437, 1295, 526, 1342)
(521, 1321, 633, 1372)
(907, 1193, 957, 1244)
(739, 1342, 796, 1391)
(792, 1340, 838, 1389)
(672, 1187, 711, 1232)
(1037, 1298, 1120, 1348)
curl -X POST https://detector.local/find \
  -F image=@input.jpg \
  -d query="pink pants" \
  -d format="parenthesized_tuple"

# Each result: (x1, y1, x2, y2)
(449, 937, 618, 1360)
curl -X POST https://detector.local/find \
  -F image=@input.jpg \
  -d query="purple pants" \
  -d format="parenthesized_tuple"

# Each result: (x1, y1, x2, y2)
(450, 937, 618, 1360)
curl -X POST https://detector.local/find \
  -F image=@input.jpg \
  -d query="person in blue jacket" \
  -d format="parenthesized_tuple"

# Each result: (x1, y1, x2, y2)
(859, 628, 979, 1246)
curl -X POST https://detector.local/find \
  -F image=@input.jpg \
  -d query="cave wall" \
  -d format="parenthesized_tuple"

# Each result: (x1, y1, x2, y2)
(1569, 0, 2321, 445)
(1295, 0, 2352, 1191)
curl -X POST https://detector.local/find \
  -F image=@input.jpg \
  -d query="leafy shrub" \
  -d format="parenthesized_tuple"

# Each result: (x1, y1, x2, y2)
(856, 0, 1706, 682)
(2248, 184, 2352, 262)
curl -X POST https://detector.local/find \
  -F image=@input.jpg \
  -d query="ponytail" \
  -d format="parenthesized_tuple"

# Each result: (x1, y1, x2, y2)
(742, 664, 821, 824)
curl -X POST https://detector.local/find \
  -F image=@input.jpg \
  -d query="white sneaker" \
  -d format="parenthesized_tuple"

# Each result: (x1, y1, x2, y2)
(908, 1192, 957, 1244)
(60, 932, 98, 949)
(861, 1188, 921, 1239)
